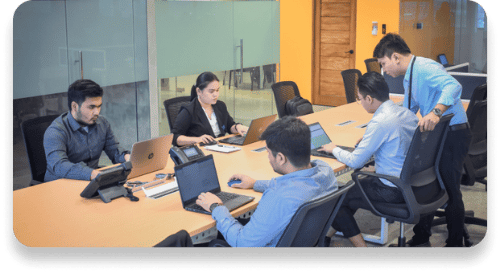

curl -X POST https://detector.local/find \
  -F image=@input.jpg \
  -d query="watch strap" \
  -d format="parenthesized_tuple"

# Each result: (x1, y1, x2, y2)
(209, 202, 222, 213)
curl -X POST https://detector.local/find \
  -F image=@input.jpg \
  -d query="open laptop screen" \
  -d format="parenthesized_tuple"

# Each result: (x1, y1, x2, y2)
(309, 123, 332, 150)
(174, 155, 221, 204)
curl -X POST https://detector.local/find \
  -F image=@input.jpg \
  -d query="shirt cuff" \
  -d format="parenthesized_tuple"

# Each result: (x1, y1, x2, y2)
(332, 146, 342, 156)
(211, 205, 231, 220)
(253, 180, 268, 193)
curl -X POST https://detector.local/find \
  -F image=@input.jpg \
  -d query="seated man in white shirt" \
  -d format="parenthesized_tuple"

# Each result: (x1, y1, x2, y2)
(318, 72, 419, 247)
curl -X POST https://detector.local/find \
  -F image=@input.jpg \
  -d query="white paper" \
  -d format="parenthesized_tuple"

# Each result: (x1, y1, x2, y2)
(142, 178, 179, 199)
(204, 144, 241, 153)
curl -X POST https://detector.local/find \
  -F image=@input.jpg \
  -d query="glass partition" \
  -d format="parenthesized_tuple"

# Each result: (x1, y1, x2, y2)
(13, 0, 149, 189)
(399, 0, 487, 73)
(154, 0, 280, 136)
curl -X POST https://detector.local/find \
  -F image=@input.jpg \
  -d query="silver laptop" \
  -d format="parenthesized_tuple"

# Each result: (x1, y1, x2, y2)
(127, 134, 173, 179)
(175, 154, 255, 215)
(219, 114, 277, 146)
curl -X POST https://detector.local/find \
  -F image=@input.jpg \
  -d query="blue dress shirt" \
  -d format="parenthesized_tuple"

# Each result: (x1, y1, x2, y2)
(403, 56, 467, 126)
(332, 100, 419, 187)
(43, 112, 129, 182)
(211, 159, 338, 247)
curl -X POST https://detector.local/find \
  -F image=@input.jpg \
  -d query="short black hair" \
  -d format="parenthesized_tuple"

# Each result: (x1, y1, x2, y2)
(67, 79, 103, 110)
(373, 33, 411, 58)
(357, 72, 390, 102)
(190, 71, 220, 101)
(260, 116, 311, 168)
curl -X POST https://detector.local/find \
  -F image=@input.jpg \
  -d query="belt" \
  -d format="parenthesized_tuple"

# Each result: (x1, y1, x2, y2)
(449, 122, 470, 131)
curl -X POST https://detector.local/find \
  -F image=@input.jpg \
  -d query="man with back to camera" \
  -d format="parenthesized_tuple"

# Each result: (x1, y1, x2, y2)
(372, 33, 472, 247)
(318, 72, 419, 247)
(195, 116, 338, 247)
(43, 79, 130, 182)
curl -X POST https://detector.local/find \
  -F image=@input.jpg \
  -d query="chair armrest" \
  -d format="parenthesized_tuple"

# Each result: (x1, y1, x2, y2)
(351, 170, 420, 223)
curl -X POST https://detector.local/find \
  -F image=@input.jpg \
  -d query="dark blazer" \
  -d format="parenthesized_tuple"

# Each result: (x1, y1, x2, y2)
(171, 98, 237, 146)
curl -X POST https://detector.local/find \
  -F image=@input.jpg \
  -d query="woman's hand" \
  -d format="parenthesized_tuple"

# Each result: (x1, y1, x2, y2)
(198, 134, 215, 144)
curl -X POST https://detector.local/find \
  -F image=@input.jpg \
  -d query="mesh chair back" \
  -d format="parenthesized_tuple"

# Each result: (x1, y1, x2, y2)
(340, 69, 362, 104)
(21, 114, 61, 183)
(364, 58, 382, 74)
(271, 81, 301, 118)
(163, 96, 192, 132)
(462, 99, 487, 184)
(467, 84, 486, 118)
(399, 114, 452, 214)
(276, 181, 354, 247)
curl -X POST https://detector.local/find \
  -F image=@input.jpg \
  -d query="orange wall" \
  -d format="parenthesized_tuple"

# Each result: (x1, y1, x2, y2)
(355, 0, 400, 73)
(280, 0, 400, 100)
(280, 0, 314, 101)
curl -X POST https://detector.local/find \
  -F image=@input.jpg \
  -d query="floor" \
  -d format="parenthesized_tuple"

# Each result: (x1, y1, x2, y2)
(12, 97, 487, 248)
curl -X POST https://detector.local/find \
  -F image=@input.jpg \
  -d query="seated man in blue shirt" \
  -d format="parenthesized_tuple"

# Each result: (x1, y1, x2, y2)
(43, 79, 130, 182)
(195, 116, 338, 247)
(318, 72, 419, 247)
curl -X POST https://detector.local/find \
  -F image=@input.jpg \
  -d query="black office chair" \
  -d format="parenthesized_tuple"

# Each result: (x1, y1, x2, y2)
(154, 229, 193, 247)
(276, 181, 355, 247)
(163, 96, 192, 132)
(462, 99, 487, 187)
(262, 64, 276, 88)
(271, 81, 301, 118)
(364, 58, 381, 74)
(347, 115, 453, 247)
(430, 99, 487, 246)
(340, 69, 362, 104)
(466, 83, 486, 118)
(21, 114, 61, 186)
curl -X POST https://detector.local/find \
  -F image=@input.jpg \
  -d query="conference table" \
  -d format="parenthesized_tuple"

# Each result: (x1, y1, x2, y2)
(13, 96, 469, 247)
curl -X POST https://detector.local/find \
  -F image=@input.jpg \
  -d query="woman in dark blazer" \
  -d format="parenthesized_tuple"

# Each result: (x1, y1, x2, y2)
(172, 72, 248, 146)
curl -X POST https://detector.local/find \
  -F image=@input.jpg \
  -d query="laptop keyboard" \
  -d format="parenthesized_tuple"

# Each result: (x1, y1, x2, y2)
(221, 136, 244, 144)
(216, 192, 239, 203)
(311, 145, 355, 159)
(187, 192, 239, 213)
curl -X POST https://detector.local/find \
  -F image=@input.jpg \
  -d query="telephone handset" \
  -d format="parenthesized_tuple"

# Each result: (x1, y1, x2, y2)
(169, 144, 205, 165)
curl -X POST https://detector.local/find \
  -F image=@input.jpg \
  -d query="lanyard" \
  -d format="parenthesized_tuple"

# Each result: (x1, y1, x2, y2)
(408, 56, 416, 110)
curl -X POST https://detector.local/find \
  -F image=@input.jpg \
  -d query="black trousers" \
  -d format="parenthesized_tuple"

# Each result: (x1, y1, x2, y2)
(411, 127, 472, 246)
(332, 176, 405, 238)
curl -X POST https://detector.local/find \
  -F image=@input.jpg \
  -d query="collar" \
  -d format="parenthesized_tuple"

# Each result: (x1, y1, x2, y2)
(275, 160, 318, 183)
(373, 100, 394, 118)
(403, 55, 417, 83)
(66, 111, 98, 132)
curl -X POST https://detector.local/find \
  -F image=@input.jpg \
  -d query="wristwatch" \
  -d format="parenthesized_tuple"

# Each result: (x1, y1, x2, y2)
(432, 108, 443, 118)
(209, 202, 222, 213)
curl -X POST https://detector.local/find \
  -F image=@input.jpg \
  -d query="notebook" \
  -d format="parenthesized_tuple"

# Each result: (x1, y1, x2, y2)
(126, 134, 173, 179)
(219, 114, 277, 146)
(175, 154, 255, 215)
(308, 122, 355, 159)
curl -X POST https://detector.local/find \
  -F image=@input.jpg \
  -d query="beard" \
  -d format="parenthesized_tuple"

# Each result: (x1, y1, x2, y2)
(75, 110, 98, 127)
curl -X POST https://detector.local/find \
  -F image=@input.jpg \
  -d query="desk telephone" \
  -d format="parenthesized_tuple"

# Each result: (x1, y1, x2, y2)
(169, 144, 205, 165)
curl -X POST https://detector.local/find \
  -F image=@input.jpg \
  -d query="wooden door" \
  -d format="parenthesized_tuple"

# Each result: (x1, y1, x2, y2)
(312, 0, 357, 106)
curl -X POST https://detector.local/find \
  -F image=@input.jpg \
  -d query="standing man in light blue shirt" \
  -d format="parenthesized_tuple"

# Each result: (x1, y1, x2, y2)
(319, 72, 418, 247)
(373, 33, 472, 247)
(195, 116, 338, 247)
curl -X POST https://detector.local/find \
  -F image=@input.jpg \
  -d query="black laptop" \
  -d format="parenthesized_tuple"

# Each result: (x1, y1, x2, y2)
(309, 122, 355, 159)
(219, 114, 277, 146)
(174, 154, 255, 214)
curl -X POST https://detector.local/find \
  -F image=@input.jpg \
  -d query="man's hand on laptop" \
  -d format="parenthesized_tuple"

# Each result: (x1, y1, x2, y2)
(318, 142, 337, 154)
(196, 192, 223, 213)
(228, 174, 256, 189)
(124, 154, 130, 162)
